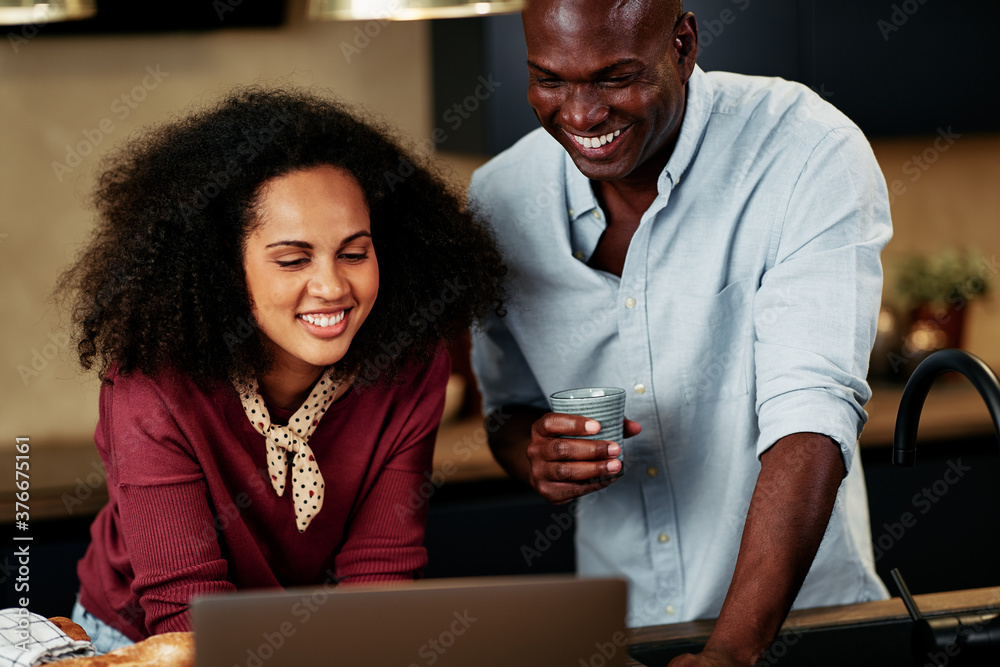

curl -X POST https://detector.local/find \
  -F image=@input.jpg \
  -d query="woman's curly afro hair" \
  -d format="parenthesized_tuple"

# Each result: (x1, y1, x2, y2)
(57, 85, 506, 388)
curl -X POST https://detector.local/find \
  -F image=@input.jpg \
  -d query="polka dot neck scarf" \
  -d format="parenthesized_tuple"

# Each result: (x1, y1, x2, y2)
(236, 368, 340, 533)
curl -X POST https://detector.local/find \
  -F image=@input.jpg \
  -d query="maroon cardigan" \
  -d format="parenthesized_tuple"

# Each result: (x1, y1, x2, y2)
(77, 348, 449, 641)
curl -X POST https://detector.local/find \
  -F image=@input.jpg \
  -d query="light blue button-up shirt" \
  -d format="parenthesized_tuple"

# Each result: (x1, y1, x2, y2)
(469, 66, 892, 627)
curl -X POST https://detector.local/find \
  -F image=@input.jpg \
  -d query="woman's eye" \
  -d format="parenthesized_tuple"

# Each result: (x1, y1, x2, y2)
(275, 258, 308, 267)
(339, 252, 369, 262)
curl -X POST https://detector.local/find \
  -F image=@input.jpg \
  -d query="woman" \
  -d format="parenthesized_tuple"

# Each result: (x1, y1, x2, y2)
(56, 86, 505, 653)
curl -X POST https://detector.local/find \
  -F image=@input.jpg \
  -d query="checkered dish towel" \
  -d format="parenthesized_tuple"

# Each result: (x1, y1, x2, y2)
(0, 609, 95, 666)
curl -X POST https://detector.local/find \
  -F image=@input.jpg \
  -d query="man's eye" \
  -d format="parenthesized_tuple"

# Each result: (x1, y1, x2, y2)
(601, 76, 633, 86)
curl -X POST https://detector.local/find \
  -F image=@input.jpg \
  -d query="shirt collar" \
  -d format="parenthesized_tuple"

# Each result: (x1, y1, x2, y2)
(662, 64, 713, 189)
(563, 64, 714, 216)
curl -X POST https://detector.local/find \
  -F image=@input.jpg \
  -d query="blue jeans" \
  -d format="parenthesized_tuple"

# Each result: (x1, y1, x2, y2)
(71, 597, 135, 655)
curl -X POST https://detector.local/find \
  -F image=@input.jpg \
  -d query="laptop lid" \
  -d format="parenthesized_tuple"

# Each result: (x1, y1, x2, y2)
(191, 575, 628, 667)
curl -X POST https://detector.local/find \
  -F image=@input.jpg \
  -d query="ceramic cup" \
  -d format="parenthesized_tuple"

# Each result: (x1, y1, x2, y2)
(549, 387, 626, 450)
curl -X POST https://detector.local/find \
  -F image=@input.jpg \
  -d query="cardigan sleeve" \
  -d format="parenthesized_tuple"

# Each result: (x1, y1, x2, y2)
(104, 372, 237, 635)
(334, 347, 451, 583)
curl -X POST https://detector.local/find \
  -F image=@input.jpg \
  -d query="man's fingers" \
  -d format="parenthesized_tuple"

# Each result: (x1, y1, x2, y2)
(624, 418, 642, 438)
(533, 437, 621, 462)
(543, 458, 622, 483)
(535, 412, 601, 438)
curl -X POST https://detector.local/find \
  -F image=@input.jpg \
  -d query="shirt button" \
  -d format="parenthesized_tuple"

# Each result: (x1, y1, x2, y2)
(634, 383, 646, 394)
(573, 251, 586, 260)
(625, 297, 636, 309)
(658, 533, 670, 543)
(646, 466, 659, 478)
(594, 210, 602, 220)
(666, 605, 676, 615)
(568, 208, 575, 217)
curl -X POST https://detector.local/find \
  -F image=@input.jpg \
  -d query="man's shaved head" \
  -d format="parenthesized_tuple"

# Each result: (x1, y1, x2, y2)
(522, 0, 683, 35)
(521, 0, 697, 183)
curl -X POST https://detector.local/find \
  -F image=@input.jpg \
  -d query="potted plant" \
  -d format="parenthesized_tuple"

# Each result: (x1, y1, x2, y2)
(893, 248, 992, 352)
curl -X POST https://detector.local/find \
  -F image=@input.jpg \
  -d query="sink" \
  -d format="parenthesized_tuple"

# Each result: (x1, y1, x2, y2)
(628, 607, 1000, 666)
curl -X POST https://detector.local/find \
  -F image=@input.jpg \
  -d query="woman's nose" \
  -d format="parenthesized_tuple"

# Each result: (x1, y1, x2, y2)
(308, 262, 347, 299)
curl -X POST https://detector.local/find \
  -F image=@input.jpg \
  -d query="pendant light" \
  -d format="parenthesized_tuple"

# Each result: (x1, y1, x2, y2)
(0, 0, 96, 25)
(308, 0, 524, 21)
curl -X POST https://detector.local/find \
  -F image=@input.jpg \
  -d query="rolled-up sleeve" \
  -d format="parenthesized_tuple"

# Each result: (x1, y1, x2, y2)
(754, 127, 893, 472)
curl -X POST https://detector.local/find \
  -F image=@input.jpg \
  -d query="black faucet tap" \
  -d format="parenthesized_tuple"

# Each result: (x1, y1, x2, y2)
(890, 348, 1000, 663)
(892, 348, 1000, 466)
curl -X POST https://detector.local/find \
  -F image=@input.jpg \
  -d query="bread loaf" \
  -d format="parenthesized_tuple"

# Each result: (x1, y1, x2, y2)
(55, 632, 194, 667)
(47, 616, 91, 643)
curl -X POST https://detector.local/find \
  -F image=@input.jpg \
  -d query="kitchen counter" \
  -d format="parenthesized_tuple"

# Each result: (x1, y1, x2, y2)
(626, 586, 1000, 666)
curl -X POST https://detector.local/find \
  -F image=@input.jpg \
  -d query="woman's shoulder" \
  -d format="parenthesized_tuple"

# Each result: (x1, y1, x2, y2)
(394, 341, 451, 394)
(101, 363, 233, 414)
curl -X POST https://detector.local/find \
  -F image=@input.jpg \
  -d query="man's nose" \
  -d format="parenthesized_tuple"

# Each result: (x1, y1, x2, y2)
(559, 86, 610, 132)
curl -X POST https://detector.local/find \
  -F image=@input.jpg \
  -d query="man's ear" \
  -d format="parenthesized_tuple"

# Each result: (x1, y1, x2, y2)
(673, 11, 698, 81)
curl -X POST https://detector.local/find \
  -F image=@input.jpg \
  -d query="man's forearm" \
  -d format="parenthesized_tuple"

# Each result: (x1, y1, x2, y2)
(485, 404, 546, 484)
(704, 432, 846, 665)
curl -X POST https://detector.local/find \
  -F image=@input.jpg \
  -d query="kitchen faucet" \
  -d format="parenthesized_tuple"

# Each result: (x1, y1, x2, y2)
(892, 348, 1000, 466)
(891, 348, 1000, 662)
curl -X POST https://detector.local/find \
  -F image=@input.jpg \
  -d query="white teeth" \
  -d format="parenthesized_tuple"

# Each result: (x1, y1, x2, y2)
(573, 129, 623, 149)
(301, 312, 345, 327)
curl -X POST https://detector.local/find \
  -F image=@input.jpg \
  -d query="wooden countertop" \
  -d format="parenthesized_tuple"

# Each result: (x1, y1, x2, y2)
(625, 586, 1000, 666)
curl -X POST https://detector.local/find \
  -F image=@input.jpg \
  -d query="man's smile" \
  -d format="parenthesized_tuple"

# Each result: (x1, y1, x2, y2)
(570, 128, 622, 149)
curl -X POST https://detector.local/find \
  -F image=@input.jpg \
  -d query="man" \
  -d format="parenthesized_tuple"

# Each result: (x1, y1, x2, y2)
(468, 0, 891, 664)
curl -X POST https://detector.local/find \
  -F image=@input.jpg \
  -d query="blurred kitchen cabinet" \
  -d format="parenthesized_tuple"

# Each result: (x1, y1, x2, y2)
(431, 0, 1000, 156)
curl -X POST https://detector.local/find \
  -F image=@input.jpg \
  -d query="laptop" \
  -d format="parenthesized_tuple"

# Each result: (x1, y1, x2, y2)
(191, 575, 628, 667)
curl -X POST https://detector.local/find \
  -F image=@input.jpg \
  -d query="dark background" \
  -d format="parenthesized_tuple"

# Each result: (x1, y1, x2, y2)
(431, 0, 1000, 154)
